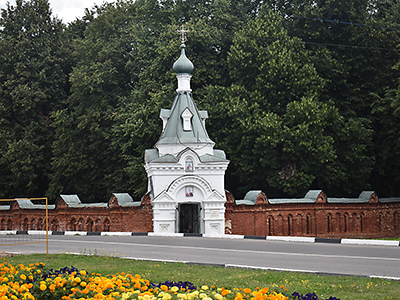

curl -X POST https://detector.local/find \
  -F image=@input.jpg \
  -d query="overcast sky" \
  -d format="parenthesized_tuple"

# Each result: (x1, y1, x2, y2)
(0, 0, 114, 24)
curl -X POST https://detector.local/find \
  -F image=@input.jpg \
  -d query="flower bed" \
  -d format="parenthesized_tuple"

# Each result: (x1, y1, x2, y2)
(0, 260, 339, 300)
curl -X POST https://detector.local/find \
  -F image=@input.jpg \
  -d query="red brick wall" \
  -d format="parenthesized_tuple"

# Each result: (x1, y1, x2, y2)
(225, 199, 400, 238)
(1, 192, 400, 238)
(0, 194, 153, 233)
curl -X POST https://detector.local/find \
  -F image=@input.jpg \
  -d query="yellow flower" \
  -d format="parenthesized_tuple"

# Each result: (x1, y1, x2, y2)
(170, 286, 179, 293)
(201, 285, 209, 290)
(20, 274, 27, 281)
(40, 284, 47, 291)
(122, 292, 133, 300)
(144, 294, 153, 300)
(158, 292, 172, 300)
(80, 270, 87, 276)
(235, 293, 243, 300)
(215, 294, 223, 300)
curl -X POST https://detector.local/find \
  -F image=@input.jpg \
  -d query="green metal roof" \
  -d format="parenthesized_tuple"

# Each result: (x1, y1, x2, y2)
(145, 149, 160, 163)
(327, 191, 375, 204)
(13, 200, 55, 209)
(149, 154, 178, 163)
(235, 190, 262, 205)
(267, 190, 323, 204)
(268, 198, 317, 204)
(57, 195, 107, 208)
(57, 194, 81, 207)
(111, 193, 141, 207)
(155, 92, 214, 147)
(379, 197, 400, 203)
(235, 190, 324, 205)
(145, 147, 228, 164)
(200, 153, 228, 162)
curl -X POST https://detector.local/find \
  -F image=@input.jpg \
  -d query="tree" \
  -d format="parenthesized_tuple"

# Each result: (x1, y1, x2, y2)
(371, 77, 400, 197)
(0, 0, 70, 198)
(203, 6, 373, 197)
(263, 0, 400, 197)
(48, 1, 140, 202)
(264, 0, 400, 117)
(368, 0, 400, 197)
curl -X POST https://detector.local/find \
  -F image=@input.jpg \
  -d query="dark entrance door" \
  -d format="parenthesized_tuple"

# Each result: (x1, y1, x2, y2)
(179, 203, 200, 233)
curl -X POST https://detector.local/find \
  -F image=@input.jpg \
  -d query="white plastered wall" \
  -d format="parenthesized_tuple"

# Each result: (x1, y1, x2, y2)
(152, 175, 226, 235)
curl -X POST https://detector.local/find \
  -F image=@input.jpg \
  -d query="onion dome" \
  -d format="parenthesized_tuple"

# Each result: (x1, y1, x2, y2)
(173, 43, 194, 74)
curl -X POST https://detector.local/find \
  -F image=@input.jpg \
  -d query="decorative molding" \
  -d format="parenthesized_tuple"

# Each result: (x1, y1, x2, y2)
(167, 176, 213, 196)
(159, 224, 170, 232)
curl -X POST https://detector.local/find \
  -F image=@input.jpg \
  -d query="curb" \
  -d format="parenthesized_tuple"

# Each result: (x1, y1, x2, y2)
(10, 231, 400, 247)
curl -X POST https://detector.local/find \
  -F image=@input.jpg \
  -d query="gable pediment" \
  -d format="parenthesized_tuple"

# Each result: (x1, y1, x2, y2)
(176, 147, 200, 164)
(153, 190, 175, 203)
(205, 190, 226, 202)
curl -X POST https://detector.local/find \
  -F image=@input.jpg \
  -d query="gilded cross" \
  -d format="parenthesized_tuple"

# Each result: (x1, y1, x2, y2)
(177, 24, 189, 43)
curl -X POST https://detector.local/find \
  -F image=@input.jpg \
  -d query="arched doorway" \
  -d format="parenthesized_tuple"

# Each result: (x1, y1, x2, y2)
(152, 175, 226, 235)
(178, 203, 200, 233)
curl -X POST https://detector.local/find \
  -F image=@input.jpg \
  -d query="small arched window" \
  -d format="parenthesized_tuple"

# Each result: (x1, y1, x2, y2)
(181, 108, 193, 131)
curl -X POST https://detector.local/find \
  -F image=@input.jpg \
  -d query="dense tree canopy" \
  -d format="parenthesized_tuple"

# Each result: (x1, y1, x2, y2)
(0, 0, 399, 201)
(0, 0, 70, 198)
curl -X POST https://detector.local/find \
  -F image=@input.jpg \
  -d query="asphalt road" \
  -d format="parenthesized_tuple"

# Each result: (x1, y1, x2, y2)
(2, 235, 400, 279)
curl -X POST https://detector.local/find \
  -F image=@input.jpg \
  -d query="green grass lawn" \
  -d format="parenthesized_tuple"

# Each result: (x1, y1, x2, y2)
(4, 253, 400, 300)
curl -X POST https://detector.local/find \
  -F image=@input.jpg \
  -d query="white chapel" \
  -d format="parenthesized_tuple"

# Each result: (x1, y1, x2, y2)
(144, 31, 230, 236)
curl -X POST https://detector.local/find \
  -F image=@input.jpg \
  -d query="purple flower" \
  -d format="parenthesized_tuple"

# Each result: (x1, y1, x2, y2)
(42, 266, 84, 280)
(291, 292, 340, 300)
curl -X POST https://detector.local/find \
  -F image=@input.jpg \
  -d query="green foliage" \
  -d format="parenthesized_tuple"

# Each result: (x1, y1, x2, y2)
(48, 1, 140, 202)
(204, 7, 372, 197)
(262, 0, 400, 196)
(0, 0, 70, 198)
(228, 8, 324, 113)
(371, 89, 400, 196)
